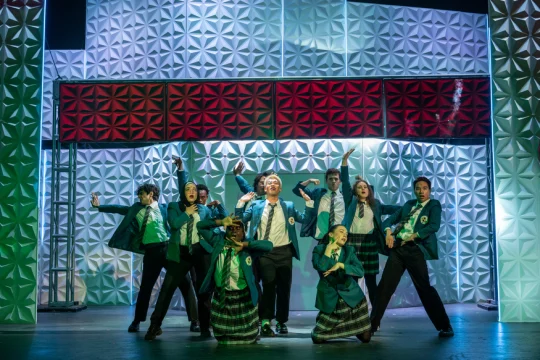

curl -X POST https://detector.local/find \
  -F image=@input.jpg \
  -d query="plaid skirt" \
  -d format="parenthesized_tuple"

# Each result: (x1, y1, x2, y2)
(312, 297, 371, 342)
(211, 287, 259, 345)
(347, 233, 380, 275)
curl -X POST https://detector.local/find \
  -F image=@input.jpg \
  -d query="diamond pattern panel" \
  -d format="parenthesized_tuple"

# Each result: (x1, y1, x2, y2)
(168, 82, 274, 141)
(42, 50, 86, 140)
(0, 1, 44, 324)
(59, 83, 166, 142)
(385, 78, 491, 138)
(283, 0, 346, 76)
(186, 0, 282, 78)
(85, 0, 187, 79)
(489, 0, 540, 322)
(75, 149, 135, 305)
(347, 3, 489, 76)
(275, 80, 383, 139)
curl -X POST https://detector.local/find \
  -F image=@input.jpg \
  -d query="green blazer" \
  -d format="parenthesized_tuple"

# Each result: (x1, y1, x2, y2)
(98, 203, 169, 255)
(381, 199, 442, 260)
(166, 202, 213, 263)
(197, 219, 273, 306)
(312, 244, 366, 314)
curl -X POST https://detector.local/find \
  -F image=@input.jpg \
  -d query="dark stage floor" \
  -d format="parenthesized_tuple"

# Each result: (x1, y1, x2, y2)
(1, 304, 539, 360)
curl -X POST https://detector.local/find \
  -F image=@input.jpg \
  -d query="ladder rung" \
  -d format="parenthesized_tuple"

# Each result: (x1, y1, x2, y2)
(51, 268, 74, 272)
(53, 201, 75, 205)
(52, 235, 74, 238)
(53, 167, 73, 172)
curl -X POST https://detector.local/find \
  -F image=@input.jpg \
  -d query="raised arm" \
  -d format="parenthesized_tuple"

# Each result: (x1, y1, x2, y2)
(91, 192, 130, 215)
(233, 161, 255, 194)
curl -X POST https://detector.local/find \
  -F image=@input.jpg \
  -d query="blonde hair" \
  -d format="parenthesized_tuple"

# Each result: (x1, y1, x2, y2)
(264, 174, 282, 187)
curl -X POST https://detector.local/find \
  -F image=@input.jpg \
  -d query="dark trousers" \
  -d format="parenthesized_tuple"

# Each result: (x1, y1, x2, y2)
(353, 274, 377, 308)
(150, 245, 211, 331)
(259, 244, 293, 324)
(135, 243, 198, 323)
(370, 244, 451, 331)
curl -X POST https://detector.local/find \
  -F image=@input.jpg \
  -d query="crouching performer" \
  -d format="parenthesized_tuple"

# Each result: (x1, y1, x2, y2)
(198, 216, 273, 345)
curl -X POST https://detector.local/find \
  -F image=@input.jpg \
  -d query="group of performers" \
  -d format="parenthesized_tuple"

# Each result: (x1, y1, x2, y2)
(90, 149, 454, 345)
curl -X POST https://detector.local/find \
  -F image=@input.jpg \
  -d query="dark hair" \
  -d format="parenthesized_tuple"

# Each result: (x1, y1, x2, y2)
(413, 176, 431, 190)
(197, 184, 209, 195)
(136, 183, 160, 201)
(179, 181, 200, 211)
(253, 170, 275, 191)
(321, 224, 346, 244)
(325, 168, 341, 181)
(352, 176, 376, 208)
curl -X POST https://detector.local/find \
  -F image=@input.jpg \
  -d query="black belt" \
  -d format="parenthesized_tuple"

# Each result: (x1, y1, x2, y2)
(141, 241, 168, 250)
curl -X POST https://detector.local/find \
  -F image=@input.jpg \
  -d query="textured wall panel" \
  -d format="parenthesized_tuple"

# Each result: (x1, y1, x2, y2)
(0, 1, 44, 324)
(275, 80, 383, 139)
(168, 82, 274, 141)
(42, 51, 86, 140)
(489, 0, 540, 322)
(385, 78, 491, 138)
(59, 83, 166, 142)
(283, 0, 346, 76)
(75, 149, 135, 305)
(186, 0, 282, 78)
(347, 3, 489, 76)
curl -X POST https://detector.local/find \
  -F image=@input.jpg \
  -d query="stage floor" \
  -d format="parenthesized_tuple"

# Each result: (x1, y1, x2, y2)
(1, 304, 539, 360)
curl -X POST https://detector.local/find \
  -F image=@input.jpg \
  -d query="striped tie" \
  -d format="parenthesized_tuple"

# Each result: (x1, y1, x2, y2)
(358, 201, 365, 219)
(187, 214, 195, 254)
(329, 191, 336, 228)
(392, 204, 423, 237)
(263, 203, 277, 241)
(219, 247, 234, 308)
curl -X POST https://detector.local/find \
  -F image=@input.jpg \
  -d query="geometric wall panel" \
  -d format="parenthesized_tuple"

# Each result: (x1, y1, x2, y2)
(489, 0, 540, 322)
(347, 3, 489, 76)
(283, 0, 346, 77)
(0, 1, 44, 324)
(385, 78, 491, 138)
(168, 82, 274, 141)
(59, 83, 165, 142)
(275, 80, 383, 139)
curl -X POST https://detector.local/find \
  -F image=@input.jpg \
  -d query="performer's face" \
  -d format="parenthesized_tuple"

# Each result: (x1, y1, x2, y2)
(326, 174, 341, 192)
(330, 226, 348, 247)
(256, 176, 266, 195)
(198, 190, 208, 205)
(226, 224, 245, 241)
(185, 184, 198, 204)
(264, 178, 281, 196)
(138, 191, 153, 205)
(414, 181, 431, 203)
(355, 181, 370, 200)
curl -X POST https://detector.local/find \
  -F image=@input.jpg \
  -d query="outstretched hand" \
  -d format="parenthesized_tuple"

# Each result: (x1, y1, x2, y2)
(233, 161, 245, 176)
(172, 156, 183, 171)
(299, 188, 311, 202)
(239, 192, 256, 203)
(90, 192, 100, 208)
(342, 148, 355, 165)
(323, 262, 343, 277)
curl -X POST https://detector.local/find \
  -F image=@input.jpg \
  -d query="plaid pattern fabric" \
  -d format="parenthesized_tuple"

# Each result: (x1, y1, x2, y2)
(211, 287, 259, 345)
(312, 298, 371, 342)
(348, 233, 379, 274)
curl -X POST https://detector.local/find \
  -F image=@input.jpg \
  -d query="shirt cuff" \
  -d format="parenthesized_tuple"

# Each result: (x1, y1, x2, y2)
(306, 200, 314, 208)
(384, 227, 392, 233)
(235, 200, 245, 208)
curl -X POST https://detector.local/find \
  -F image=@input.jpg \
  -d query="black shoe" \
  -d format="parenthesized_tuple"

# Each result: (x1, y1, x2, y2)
(199, 330, 212, 339)
(144, 324, 163, 341)
(261, 323, 275, 337)
(312, 337, 326, 344)
(439, 325, 454, 338)
(276, 322, 288, 334)
(190, 321, 200, 332)
(128, 320, 140, 333)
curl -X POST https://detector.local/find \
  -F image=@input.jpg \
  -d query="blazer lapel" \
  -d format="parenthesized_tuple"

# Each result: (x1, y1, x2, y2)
(279, 199, 288, 224)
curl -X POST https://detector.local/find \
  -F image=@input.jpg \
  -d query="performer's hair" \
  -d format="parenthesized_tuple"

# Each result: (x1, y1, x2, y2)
(325, 168, 341, 181)
(253, 170, 275, 191)
(136, 183, 160, 201)
(321, 224, 346, 244)
(413, 176, 431, 189)
(264, 174, 282, 187)
(179, 181, 200, 211)
(197, 183, 210, 195)
(352, 175, 376, 208)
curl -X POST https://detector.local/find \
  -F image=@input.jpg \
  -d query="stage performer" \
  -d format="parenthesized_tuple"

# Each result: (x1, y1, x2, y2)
(90, 185, 199, 333)
(198, 216, 273, 345)
(311, 224, 372, 344)
(233, 161, 274, 209)
(370, 176, 454, 338)
(235, 175, 315, 337)
(342, 176, 400, 307)
(145, 180, 214, 341)
(292, 149, 354, 243)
